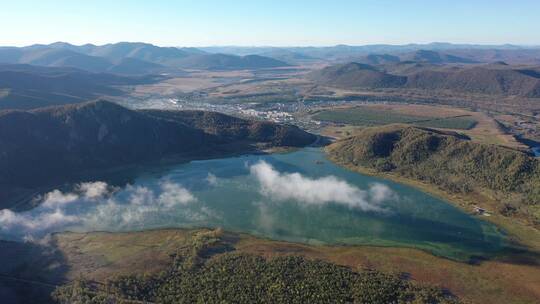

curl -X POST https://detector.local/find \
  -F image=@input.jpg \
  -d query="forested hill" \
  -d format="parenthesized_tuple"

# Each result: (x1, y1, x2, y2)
(309, 62, 540, 98)
(0, 100, 316, 208)
(326, 125, 540, 225)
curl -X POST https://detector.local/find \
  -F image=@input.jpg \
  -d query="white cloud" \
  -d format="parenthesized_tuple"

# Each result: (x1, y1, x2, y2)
(40, 181, 111, 209)
(2, 181, 112, 233)
(41, 190, 79, 209)
(206, 173, 218, 186)
(0, 180, 199, 239)
(78, 181, 109, 199)
(158, 181, 197, 207)
(250, 161, 394, 211)
(85, 182, 202, 228)
(0, 208, 78, 232)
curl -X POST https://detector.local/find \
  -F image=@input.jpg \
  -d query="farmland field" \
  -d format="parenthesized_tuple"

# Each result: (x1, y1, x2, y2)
(313, 106, 478, 130)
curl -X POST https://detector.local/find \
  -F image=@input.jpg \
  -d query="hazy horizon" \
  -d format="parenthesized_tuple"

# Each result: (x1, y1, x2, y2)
(3, 41, 540, 49)
(1, 0, 539, 47)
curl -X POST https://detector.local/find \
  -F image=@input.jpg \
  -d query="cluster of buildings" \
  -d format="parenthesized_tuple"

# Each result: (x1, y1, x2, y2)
(238, 108, 294, 123)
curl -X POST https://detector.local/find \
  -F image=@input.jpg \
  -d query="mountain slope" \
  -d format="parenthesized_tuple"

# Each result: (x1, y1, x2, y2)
(0, 64, 161, 109)
(106, 57, 166, 75)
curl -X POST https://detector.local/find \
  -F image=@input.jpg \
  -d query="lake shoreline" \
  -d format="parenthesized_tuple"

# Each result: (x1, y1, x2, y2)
(323, 148, 540, 254)
(1, 147, 509, 263)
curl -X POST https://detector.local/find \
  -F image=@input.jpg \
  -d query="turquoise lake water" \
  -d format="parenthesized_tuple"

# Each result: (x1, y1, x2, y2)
(2, 148, 507, 261)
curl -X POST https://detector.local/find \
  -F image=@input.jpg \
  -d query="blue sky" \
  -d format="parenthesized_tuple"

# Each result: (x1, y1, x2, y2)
(1, 0, 538, 47)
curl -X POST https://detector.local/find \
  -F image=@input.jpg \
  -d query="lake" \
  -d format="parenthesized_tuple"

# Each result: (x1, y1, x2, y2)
(0, 148, 507, 261)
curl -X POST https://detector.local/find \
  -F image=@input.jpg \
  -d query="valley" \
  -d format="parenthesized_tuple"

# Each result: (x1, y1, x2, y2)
(1, 41, 540, 304)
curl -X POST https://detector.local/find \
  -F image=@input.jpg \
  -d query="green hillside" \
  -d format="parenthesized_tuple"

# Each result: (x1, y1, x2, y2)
(326, 125, 540, 225)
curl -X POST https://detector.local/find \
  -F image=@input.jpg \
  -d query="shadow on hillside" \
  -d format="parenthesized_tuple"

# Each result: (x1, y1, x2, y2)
(0, 238, 69, 304)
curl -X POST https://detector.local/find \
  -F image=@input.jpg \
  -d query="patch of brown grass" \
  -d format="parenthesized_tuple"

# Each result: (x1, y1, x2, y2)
(54, 229, 190, 282)
(234, 235, 540, 304)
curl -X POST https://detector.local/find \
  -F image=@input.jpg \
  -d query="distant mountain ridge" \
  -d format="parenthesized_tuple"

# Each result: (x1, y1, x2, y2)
(201, 43, 540, 63)
(2, 42, 539, 73)
(0, 45, 168, 75)
(0, 42, 290, 73)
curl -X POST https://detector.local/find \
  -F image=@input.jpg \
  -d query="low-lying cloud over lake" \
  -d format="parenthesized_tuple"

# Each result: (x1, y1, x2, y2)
(0, 180, 203, 240)
(1, 159, 399, 241)
(250, 161, 395, 211)
(0, 181, 113, 234)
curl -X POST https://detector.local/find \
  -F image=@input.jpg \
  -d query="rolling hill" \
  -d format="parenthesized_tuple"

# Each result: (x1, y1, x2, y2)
(400, 50, 477, 64)
(308, 62, 407, 88)
(175, 53, 289, 70)
(352, 50, 474, 67)
(406, 65, 540, 96)
(309, 61, 540, 97)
